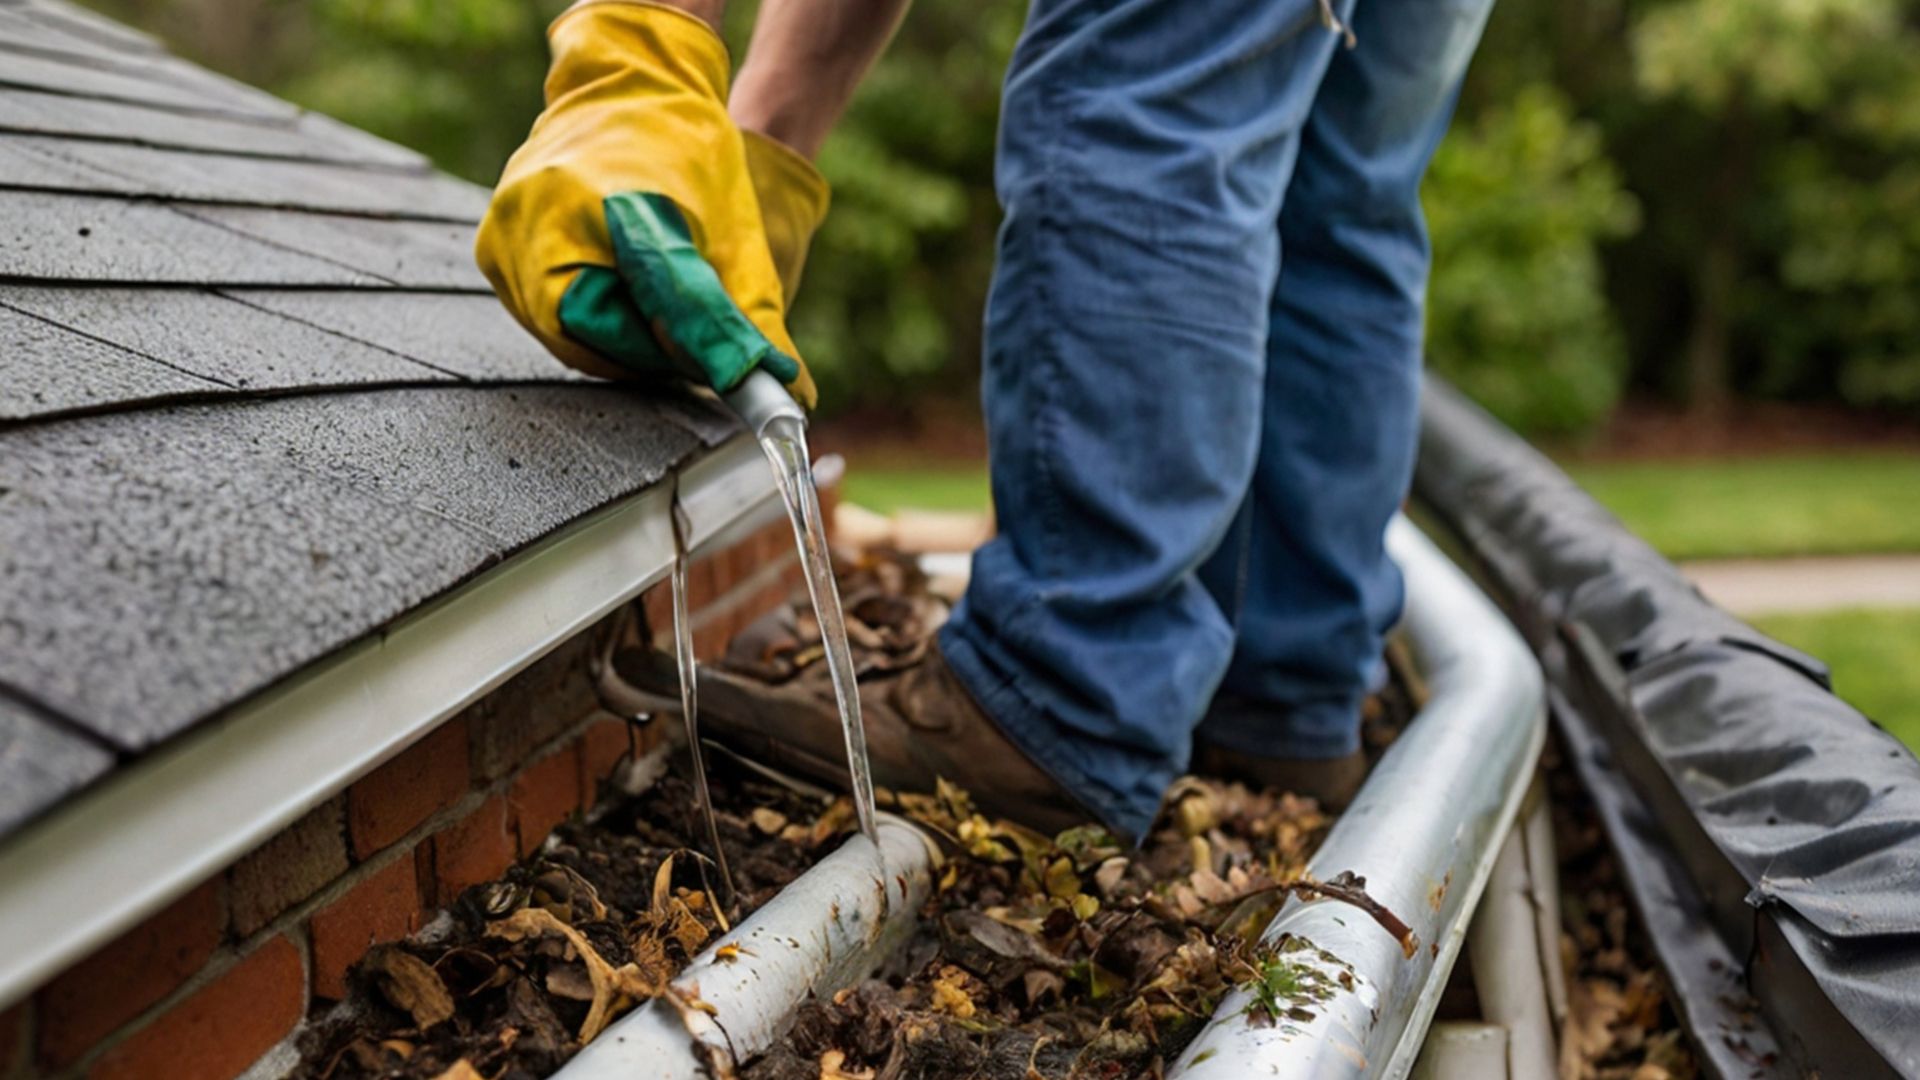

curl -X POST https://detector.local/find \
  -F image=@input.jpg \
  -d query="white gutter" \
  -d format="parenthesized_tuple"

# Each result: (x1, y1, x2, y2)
(556, 815, 939, 1080)
(0, 434, 782, 1011)
(1169, 515, 1548, 1080)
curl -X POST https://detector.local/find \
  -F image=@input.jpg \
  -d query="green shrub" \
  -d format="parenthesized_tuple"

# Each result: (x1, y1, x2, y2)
(1422, 84, 1641, 434)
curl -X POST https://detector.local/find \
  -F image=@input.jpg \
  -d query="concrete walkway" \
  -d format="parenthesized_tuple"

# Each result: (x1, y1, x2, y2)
(1680, 554, 1920, 617)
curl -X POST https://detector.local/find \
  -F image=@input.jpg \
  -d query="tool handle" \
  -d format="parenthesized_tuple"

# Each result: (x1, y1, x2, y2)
(722, 368, 807, 439)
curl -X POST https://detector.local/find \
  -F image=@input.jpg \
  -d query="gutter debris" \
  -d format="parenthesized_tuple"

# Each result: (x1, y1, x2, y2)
(291, 751, 856, 1080)
(282, 523, 1716, 1080)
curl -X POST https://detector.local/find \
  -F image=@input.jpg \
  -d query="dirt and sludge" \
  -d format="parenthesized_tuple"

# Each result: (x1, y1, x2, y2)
(292, 755, 857, 1080)
(747, 776, 1364, 1080)
(1545, 738, 1701, 1080)
(728, 550, 1414, 1080)
(293, 540, 1707, 1080)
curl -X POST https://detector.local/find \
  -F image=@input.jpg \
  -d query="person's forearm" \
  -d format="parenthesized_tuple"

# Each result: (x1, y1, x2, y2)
(730, 0, 912, 160)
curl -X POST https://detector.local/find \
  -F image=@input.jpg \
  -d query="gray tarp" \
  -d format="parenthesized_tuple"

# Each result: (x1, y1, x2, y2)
(1413, 379, 1920, 1079)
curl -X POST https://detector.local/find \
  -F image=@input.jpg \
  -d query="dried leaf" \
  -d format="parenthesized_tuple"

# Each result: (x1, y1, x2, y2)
(1043, 856, 1081, 900)
(546, 963, 596, 1002)
(929, 966, 979, 1018)
(820, 1049, 876, 1080)
(363, 946, 455, 1031)
(750, 807, 788, 834)
(487, 907, 628, 1043)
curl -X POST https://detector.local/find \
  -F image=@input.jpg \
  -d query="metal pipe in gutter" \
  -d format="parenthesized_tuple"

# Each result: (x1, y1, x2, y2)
(1169, 515, 1547, 1080)
(0, 435, 781, 1012)
(555, 815, 939, 1080)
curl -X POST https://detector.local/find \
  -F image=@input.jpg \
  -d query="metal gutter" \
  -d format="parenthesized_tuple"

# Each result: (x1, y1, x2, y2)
(556, 815, 939, 1080)
(0, 434, 781, 1011)
(1170, 515, 1548, 1080)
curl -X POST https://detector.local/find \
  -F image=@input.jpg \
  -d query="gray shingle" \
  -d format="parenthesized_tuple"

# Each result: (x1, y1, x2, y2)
(270, 386, 703, 544)
(0, 302, 220, 421)
(0, 285, 457, 390)
(0, 386, 707, 750)
(0, 191, 384, 285)
(7, 0, 164, 57)
(0, 695, 115, 836)
(292, 111, 431, 170)
(0, 401, 502, 750)
(0, 1, 748, 832)
(0, 46, 279, 119)
(8, 134, 485, 221)
(0, 87, 427, 168)
(223, 290, 582, 383)
(177, 205, 488, 290)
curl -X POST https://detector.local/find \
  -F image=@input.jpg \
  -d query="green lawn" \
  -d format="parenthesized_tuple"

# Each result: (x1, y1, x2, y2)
(837, 455, 1920, 748)
(1563, 453, 1920, 561)
(841, 465, 991, 515)
(1753, 608, 1920, 749)
(846, 454, 1920, 560)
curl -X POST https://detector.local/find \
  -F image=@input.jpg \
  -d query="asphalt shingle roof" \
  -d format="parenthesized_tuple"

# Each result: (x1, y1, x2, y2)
(0, 0, 738, 835)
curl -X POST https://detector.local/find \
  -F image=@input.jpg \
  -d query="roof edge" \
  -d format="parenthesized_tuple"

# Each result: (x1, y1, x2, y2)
(0, 433, 780, 1010)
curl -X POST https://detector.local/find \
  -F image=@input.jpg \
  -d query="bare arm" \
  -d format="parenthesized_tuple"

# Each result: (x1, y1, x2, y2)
(729, 0, 913, 159)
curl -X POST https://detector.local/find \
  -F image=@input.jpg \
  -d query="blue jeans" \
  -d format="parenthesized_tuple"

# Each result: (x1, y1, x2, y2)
(940, 0, 1494, 836)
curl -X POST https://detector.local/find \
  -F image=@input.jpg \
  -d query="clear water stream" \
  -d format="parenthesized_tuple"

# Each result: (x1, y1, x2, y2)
(758, 417, 880, 847)
(669, 497, 735, 907)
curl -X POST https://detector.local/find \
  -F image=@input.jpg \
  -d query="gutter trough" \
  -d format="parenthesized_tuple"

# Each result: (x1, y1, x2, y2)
(1169, 515, 1547, 1080)
(546, 513, 1547, 1080)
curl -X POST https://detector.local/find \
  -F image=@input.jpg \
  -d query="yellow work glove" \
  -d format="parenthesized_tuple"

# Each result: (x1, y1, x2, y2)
(475, 0, 820, 406)
(742, 129, 831, 306)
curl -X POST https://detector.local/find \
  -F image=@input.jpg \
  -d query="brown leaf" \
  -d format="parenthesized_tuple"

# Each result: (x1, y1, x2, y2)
(362, 946, 455, 1031)
(487, 907, 628, 1043)
(750, 807, 789, 834)
(428, 1061, 486, 1080)
(820, 1048, 876, 1080)
(546, 962, 596, 1002)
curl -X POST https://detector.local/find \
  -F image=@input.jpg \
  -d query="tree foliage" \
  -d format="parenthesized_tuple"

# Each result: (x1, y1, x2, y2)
(1422, 85, 1640, 433)
(81, 0, 1920, 429)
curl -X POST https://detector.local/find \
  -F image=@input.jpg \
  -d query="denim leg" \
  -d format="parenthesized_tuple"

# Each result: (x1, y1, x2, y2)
(1197, 0, 1496, 760)
(939, 0, 1353, 837)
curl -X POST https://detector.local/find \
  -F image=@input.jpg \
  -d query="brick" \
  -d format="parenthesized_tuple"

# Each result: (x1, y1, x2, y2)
(691, 620, 730, 662)
(734, 578, 792, 637)
(577, 716, 633, 811)
(510, 746, 582, 856)
(229, 795, 349, 937)
(640, 584, 673, 644)
(348, 718, 468, 859)
(38, 879, 228, 1070)
(714, 538, 758, 597)
(750, 520, 788, 569)
(308, 857, 421, 1001)
(428, 793, 514, 905)
(88, 936, 303, 1080)
(0, 1002, 26, 1079)
(687, 553, 721, 612)
(468, 636, 599, 783)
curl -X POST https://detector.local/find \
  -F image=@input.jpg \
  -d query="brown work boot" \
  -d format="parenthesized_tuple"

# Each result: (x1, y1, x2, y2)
(626, 642, 1098, 839)
(1189, 742, 1369, 811)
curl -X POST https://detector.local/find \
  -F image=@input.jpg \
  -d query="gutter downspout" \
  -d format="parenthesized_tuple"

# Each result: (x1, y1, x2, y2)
(1169, 515, 1548, 1080)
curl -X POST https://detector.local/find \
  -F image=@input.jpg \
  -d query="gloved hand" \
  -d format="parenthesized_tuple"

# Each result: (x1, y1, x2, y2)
(742, 129, 830, 309)
(475, 0, 826, 406)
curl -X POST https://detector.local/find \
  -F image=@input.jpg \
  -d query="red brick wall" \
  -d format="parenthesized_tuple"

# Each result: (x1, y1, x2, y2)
(7, 516, 802, 1080)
